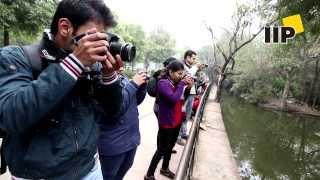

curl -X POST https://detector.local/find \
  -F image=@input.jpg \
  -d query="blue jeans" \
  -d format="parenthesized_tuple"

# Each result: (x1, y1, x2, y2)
(82, 156, 103, 180)
(179, 95, 194, 138)
(12, 156, 103, 180)
(99, 148, 137, 180)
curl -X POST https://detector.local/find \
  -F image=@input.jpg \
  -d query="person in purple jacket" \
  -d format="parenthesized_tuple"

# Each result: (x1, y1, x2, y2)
(98, 70, 148, 180)
(144, 60, 193, 180)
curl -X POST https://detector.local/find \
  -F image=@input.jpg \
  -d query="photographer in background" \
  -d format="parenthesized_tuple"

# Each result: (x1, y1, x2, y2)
(98, 69, 148, 180)
(0, 0, 124, 179)
(177, 50, 206, 145)
(145, 60, 191, 180)
(148, 57, 176, 117)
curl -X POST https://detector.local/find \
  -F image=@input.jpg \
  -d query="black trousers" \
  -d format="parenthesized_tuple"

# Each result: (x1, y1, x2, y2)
(146, 126, 180, 176)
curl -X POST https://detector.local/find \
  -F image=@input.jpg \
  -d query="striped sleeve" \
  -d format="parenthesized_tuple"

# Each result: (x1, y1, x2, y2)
(60, 54, 84, 80)
(101, 71, 119, 85)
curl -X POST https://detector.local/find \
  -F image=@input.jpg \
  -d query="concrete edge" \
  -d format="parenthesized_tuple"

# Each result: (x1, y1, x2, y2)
(192, 85, 240, 180)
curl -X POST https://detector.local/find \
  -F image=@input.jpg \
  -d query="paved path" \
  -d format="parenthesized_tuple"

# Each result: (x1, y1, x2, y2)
(124, 95, 185, 180)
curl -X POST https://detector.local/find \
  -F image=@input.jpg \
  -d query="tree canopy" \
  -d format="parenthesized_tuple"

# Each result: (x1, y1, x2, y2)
(0, 0, 58, 46)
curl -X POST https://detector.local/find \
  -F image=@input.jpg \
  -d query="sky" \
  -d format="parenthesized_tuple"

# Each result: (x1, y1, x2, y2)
(105, 0, 237, 50)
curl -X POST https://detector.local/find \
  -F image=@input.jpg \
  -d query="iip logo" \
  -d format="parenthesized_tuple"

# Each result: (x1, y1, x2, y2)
(264, 14, 304, 44)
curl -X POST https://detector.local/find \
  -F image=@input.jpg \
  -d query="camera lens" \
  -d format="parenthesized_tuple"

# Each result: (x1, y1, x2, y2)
(109, 42, 136, 62)
(106, 33, 136, 62)
(122, 44, 136, 62)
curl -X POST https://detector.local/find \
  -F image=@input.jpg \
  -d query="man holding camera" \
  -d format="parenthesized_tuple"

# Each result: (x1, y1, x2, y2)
(0, 0, 124, 179)
(177, 50, 206, 145)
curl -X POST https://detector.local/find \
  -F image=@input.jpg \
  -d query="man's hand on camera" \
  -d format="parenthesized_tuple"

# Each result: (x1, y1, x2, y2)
(101, 52, 124, 75)
(72, 28, 109, 66)
(132, 72, 147, 87)
(182, 76, 194, 89)
(196, 63, 206, 70)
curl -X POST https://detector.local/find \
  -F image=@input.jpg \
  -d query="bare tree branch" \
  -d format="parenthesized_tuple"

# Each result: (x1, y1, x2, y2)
(229, 12, 244, 56)
(216, 43, 228, 61)
(230, 56, 236, 70)
(205, 24, 229, 62)
(230, 18, 278, 58)
(213, 43, 217, 66)
(221, 27, 232, 36)
(224, 72, 242, 76)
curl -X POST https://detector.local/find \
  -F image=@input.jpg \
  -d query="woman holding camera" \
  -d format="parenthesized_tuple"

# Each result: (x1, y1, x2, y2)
(144, 60, 192, 180)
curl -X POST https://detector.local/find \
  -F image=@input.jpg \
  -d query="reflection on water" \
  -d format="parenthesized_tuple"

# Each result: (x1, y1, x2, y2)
(221, 93, 320, 180)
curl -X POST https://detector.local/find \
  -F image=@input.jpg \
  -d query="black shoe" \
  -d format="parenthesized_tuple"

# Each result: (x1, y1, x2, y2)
(171, 149, 177, 154)
(160, 168, 175, 179)
(144, 175, 156, 180)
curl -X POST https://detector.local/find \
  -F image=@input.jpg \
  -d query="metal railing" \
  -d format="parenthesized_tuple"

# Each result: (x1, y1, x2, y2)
(174, 83, 212, 180)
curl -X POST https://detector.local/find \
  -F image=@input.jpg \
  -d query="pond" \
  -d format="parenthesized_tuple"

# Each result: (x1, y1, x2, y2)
(221, 93, 320, 180)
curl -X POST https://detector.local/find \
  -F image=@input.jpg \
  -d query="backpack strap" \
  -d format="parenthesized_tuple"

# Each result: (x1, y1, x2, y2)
(20, 44, 43, 79)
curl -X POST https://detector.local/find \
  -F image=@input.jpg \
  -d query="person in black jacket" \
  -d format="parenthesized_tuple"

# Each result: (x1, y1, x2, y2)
(98, 70, 148, 180)
(0, 0, 123, 179)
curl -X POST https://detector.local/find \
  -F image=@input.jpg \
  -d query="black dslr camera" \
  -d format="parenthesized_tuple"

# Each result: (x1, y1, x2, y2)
(106, 33, 136, 62)
(73, 32, 136, 62)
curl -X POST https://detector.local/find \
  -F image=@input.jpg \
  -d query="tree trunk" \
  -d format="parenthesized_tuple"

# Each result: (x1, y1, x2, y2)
(312, 60, 319, 109)
(302, 81, 308, 103)
(300, 47, 310, 104)
(312, 91, 319, 109)
(214, 73, 226, 102)
(313, 82, 320, 110)
(281, 71, 290, 110)
(4, 26, 10, 46)
(301, 61, 309, 103)
(214, 56, 231, 102)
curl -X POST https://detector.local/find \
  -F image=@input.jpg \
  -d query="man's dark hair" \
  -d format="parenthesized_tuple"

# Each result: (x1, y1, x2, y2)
(166, 60, 184, 73)
(163, 57, 177, 67)
(50, 0, 117, 35)
(184, 50, 197, 60)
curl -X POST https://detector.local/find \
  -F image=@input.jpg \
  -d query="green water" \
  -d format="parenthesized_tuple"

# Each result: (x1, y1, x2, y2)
(221, 93, 320, 180)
